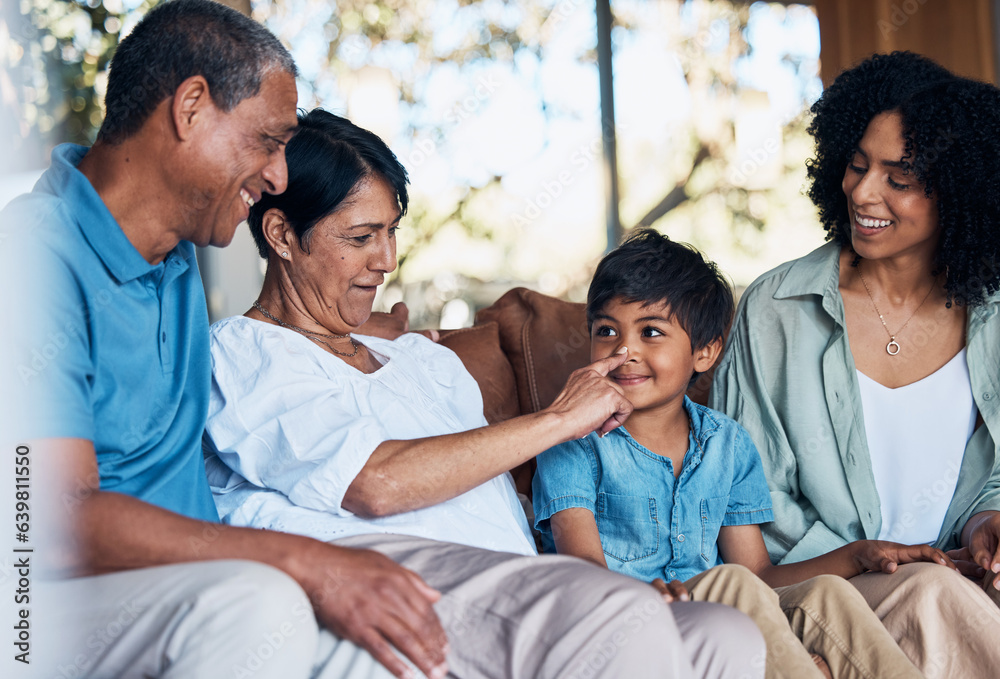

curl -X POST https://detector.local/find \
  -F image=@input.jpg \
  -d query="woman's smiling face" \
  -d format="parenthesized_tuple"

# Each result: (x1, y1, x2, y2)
(841, 110, 941, 263)
(286, 174, 400, 332)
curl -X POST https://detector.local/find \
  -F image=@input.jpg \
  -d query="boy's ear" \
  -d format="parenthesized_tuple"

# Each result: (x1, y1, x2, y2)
(692, 337, 723, 373)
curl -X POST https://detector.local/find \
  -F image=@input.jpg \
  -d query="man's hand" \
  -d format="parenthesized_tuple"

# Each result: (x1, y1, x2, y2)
(296, 544, 449, 679)
(651, 578, 689, 603)
(544, 348, 633, 438)
(850, 540, 954, 575)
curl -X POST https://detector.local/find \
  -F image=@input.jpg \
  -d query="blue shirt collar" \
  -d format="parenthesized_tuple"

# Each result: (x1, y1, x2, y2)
(39, 144, 163, 284)
(612, 395, 722, 453)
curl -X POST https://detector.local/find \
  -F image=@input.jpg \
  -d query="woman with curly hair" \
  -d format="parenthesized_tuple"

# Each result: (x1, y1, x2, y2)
(711, 51, 1000, 676)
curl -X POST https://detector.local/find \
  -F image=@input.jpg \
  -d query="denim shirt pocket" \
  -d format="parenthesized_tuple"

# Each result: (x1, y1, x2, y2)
(596, 492, 659, 563)
(700, 496, 729, 562)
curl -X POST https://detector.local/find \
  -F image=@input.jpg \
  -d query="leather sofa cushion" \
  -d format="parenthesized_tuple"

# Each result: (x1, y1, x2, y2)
(475, 287, 590, 414)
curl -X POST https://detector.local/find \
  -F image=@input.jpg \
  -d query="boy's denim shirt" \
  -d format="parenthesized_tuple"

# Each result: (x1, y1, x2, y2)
(532, 396, 774, 583)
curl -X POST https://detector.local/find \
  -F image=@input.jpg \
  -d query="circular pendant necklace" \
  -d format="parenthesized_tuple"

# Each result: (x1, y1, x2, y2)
(856, 262, 935, 356)
(253, 300, 360, 358)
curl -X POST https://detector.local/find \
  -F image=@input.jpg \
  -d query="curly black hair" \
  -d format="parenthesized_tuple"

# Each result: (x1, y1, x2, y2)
(806, 51, 1000, 306)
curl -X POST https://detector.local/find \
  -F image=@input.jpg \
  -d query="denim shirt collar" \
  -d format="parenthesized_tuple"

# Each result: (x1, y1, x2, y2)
(615, 396, 722, 463)
(39, 143, 169, 284)
(684, 395, 722, 451)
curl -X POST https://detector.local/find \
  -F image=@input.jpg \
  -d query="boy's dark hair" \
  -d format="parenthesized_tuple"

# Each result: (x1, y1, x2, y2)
(586, 228, 734, 352)
(98, 0, 297, 144)
(248, 108, 409, 259)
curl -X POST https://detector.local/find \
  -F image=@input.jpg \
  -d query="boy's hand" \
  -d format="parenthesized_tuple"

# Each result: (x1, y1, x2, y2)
(651, 578, 689, 603)
(850, 540, 955, 575)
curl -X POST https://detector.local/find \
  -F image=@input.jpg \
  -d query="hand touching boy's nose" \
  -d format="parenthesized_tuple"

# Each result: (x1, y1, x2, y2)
(544, 347, 633, 439)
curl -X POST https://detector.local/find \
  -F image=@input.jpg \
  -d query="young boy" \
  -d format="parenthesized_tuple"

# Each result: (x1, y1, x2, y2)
(533, 229, 952, 679)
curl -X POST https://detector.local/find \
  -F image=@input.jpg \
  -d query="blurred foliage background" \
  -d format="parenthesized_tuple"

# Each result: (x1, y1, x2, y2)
(3, 0, 826, 327)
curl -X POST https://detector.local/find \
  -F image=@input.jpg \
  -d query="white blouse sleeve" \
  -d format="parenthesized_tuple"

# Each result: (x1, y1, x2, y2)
(392, 332, 489, 430)
(205, 319, 387, 516)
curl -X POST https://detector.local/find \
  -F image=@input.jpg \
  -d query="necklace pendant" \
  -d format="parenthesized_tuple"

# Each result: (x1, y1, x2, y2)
(886, 339, 901, 356)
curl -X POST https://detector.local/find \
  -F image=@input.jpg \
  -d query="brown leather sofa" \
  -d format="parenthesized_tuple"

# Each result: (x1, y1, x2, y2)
(436, 287, 719, 498)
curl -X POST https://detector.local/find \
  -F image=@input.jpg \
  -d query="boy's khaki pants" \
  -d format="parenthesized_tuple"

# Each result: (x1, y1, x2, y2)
(684, 564, 922, 679)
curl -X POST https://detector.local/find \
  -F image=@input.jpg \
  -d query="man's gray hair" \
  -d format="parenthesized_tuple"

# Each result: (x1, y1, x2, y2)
(98, 0, 297, 144)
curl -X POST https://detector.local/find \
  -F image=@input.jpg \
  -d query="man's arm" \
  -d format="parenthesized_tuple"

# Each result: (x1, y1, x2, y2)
(36, 437, 449, 679)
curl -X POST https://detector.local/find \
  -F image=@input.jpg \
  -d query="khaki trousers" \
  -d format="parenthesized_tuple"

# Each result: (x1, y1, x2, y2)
(336, 534, 766, 679)
(849, 562, 1000, 679)
(25, 536, 766, 679)
(684, 564, 921, 679)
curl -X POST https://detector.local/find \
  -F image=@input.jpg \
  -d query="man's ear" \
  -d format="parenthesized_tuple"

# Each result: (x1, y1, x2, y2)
(693, 337, 723, 373)
(262, 208, 297, 260)
(170, 75, 214, 141)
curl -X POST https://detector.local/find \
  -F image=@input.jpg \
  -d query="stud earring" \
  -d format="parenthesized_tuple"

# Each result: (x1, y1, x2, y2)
(281, 252, 289, 258)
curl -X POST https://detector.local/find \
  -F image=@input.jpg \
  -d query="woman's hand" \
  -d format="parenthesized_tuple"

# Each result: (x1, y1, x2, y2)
(651, 578, 690, 603)
(966, 511, 1000, 590)
(543, 348, 633, 438)
(849, 540, 955, 575)
(945, 546, 989, 581)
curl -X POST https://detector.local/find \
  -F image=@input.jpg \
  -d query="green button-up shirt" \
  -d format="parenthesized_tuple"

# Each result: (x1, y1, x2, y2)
(710, 242, 1000, 564)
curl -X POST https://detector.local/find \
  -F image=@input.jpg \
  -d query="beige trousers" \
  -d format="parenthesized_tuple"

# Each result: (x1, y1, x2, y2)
(684, 564, 921, 679)
(849, 562, 1000, 679)
(26, 537, 766, 679)
(336, 534, 766, 679)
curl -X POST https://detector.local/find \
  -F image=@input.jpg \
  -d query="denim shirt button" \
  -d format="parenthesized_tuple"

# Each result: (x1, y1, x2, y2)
(668, 570, 676, 579)
(677, 534, 685, 542)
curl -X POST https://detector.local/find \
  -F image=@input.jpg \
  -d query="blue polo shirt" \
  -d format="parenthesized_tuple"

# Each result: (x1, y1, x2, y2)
(533, 397, 773, 583)
(0, 144, 218, 522)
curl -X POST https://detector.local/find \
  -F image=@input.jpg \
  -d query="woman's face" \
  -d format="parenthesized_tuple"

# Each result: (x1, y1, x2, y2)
(288, 174, 400, 332)
(841, 110, 940, 263)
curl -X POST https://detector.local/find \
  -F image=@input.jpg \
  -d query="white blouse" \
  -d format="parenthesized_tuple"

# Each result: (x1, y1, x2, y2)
(857, 348, 976, 545)
(203, 316, 536, 556)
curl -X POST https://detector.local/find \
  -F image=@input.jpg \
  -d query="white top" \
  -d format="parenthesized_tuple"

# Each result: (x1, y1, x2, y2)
(857, 349, 976, 544)
(203, 316, 536, 556)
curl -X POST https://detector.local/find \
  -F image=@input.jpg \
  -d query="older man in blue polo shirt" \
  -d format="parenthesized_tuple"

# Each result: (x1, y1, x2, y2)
(0, 2, 765, 678)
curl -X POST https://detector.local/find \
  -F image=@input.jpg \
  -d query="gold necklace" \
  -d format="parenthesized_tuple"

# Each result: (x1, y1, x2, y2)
(253, 301, 360, 358)
(856, 263, 935, 356)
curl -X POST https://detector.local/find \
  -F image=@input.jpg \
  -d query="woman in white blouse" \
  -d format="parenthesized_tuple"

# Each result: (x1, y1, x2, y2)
(202, 108, 765, 679)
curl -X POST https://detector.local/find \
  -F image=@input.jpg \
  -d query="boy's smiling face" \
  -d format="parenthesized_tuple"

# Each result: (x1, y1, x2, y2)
(590, 297, 720, 416)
